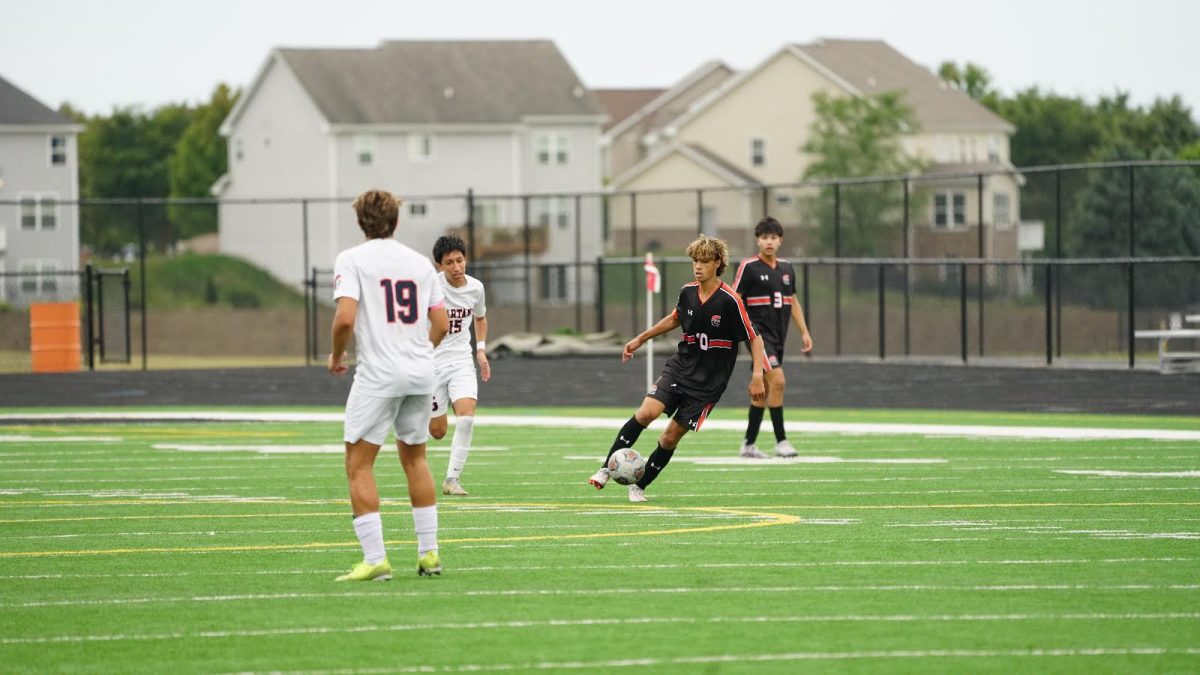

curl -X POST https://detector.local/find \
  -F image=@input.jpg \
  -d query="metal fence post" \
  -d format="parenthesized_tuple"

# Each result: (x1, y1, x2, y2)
(595, 257, 605, 332)
(1055, 169, 1063, 357)
(977, 173, 985, 358)
(696, 189, 704, 235)
(960, 262, 968, 364)
(833, 183, 842, 356)
(1044, 262, 1053, 366)
(301, 199, 311, 367)
(878, 263, 886, 359)
(310, 266, 319, 362)
(84, 264, 95, 371)
(1127, 260, 1135, 369)
(1128, 164, 1136, 257)
(466, 188, 476, 264)
(802, 263, 810, 334)
(136, 198, 148, 371)
(903, 177, 911, 356)
(522, 195, 531, 333)
(574, 194, 582, 332)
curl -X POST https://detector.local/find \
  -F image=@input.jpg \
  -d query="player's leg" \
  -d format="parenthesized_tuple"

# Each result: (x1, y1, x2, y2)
(442, 366, 479, 495)
(739, 336, 776, 459)
(629, 417, 691, 502)
(336, 389, 394, 581)
(766, 367, 796, 457)
(428, 381, 450, 441)
(590, 395, 666, 489)
(394, 393, 442, 576)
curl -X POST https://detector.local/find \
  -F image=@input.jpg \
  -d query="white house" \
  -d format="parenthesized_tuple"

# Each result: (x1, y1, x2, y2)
(0, 73, 81, 306)
(214, 40, 608, 302)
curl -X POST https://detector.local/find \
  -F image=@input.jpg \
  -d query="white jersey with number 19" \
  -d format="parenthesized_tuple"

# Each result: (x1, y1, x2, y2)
(333, 238, 445, 397)
(434, 273, 486, 367)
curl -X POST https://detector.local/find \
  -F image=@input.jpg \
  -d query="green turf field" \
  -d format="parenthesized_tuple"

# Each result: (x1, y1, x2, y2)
(1, 410, 1198, 672)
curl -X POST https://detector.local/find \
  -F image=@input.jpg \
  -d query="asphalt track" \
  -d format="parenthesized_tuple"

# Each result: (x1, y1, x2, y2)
(2, 357, 1197, 415)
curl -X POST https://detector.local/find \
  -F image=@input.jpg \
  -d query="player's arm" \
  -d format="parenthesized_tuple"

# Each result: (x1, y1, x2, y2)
(622, 311, 680, 362)
(474, 316, 490, 382)
(328, 297, 357, 375)
(747, 334, 767, 402)
(429, 306, 449, 348)
(790, 297, 813, 353)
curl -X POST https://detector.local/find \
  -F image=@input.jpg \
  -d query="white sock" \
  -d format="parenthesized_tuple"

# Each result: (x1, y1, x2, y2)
(352, 512, 386, 564)
(446, 416, 475, 481)
(412, 505, 438, 555)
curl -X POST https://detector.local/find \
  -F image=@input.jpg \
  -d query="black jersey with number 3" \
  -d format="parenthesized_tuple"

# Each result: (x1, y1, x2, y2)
(733, 256, 797, 342)
(660, 281, 758, 401)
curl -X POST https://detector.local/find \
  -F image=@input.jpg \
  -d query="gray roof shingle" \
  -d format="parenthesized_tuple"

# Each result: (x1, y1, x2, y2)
(277, 40, 606, 125)
(793, 39, 1014, 133)
(0, 73, 71, 125)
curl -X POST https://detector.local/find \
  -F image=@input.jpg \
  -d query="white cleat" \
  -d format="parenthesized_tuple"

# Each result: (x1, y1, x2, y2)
(628, 485, 647, 502)
(739, 442, 768, 459)
(775, 440, 798, 458)
(588, 468, 610, 490)
(442, 478, 469, 496)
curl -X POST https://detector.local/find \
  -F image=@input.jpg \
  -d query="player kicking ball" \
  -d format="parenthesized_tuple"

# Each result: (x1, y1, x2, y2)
(329, 190, 449, 581)
(427, 235, 490, 496)
(589, 235, 767, 502)
(732, 217, 813, 459)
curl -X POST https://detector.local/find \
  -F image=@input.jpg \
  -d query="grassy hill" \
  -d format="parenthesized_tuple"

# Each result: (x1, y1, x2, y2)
(96, 254, 306, 310)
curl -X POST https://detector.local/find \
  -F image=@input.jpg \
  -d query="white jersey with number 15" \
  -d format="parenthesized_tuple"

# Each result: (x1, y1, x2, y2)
(333, 238, 445, 396)
(434, 273, 486, 367)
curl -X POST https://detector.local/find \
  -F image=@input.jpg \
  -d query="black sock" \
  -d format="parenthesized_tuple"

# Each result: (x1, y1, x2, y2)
(744, 406, 764, 445)
(770, 406, 786, 443)
(603, 416, 645, 467)
(636, 445, 675, 489)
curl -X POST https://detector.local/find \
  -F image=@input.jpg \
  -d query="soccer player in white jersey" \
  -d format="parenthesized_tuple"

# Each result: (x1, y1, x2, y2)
(328, 189, 450, 581)
(428, 235, 490, 496)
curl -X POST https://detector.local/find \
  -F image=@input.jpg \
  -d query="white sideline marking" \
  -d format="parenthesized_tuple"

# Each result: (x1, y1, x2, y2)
(0, 435, 122, 443)
(1056, 470, 1200, 478)
(151, 444, 510, 454)
(4, 615, 1200, 646)
(3, 411, 1199, 441)
(562, 454, 946, 465)
(7, 585, 1200, 609)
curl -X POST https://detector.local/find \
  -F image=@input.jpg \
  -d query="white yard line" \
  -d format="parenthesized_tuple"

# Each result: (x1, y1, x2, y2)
(3, 411, 1198, 441)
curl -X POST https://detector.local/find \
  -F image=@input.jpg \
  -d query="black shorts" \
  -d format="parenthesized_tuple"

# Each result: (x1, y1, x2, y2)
(646, 371, 718, 431)
(752, 322, 785, 368)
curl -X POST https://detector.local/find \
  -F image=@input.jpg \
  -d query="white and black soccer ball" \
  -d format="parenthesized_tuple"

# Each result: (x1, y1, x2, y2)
(607, 448, 646, 486)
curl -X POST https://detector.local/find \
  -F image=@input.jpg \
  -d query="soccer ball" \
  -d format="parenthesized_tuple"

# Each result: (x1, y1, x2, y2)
(607, 448, 646, 485)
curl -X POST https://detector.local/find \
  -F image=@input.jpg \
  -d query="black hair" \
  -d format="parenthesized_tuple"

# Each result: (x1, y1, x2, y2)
(432, 235, 468, 264)
(754, 216, 784, 239)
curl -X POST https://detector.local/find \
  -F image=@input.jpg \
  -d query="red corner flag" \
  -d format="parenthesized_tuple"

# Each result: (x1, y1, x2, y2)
(644, 252, 661, 293)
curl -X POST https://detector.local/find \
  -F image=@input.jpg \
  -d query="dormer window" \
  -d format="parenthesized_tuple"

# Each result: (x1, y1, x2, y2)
(50, 136, 67, 166)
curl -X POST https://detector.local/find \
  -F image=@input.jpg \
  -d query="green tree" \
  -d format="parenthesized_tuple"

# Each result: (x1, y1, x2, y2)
(1068, 144, 1200, 307)
(987, 88, 1104, 166)
(801, 91, 925, 257)
(937, 60, 996, 102)
(168, 84, 239, 241)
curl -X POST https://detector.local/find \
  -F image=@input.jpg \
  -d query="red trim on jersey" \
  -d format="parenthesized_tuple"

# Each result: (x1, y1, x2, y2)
(732, 257, 757, 291)
(745, 296, 772, 306)
(719, 283, 757, 340)
(429, 301, 446, 310)
(709, 339, 733, 348)
(783, 296, 793, 305)
(695, 402, 715, 431)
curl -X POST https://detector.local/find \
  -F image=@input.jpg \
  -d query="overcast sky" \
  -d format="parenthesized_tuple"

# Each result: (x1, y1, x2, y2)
(1, 0, 1196, 117)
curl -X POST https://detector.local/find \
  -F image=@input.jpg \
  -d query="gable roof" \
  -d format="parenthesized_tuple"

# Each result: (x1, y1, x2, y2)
(603, 60, 735, 142)
(592, 88, 664, 132)
(791, 39, 1014, 133)
(257, 40, 606, 126)
(614, 141, 761, 189)
(0, 73, 72, 125)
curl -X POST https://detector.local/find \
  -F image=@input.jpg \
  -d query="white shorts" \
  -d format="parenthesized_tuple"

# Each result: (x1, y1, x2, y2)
(343, 385, 432, 446)
(431, 361, 478, 417)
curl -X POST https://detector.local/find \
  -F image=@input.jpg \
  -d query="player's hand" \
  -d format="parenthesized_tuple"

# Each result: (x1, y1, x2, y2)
(477, 350, 491, 382)
(749, 373, 766, 402)
(327, 352, 349, 376)
(801, 332, 813, 354)
(622, 337, 643, 362)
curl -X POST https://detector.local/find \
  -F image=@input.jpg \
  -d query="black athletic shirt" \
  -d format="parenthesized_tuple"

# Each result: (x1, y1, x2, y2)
(732, 256, 796, 341)
(660, 281, 758, 401)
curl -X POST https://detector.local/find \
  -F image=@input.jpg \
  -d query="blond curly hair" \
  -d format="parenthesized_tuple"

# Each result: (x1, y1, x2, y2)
(685, 235, 730, 276)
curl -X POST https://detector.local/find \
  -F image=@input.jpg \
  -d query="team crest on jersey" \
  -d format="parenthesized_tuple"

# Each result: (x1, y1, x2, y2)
(710, 315, 722, 327)
(782, 274, 791, 284)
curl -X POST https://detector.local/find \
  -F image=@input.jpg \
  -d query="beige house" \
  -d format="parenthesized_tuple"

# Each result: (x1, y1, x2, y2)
(606, 39, 1038, 270)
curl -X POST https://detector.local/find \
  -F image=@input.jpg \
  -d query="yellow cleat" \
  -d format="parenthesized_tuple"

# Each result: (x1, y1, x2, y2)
(335, 559, 392, 582)
(418, 550, 442, 577)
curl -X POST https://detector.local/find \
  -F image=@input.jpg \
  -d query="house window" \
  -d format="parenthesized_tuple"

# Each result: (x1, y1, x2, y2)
(934, 191, 967, 229)
(235, 138, 244, 161)
(535, 133, 570, 166)
(50, 136, 67, 166)
(355, 135, 376, 166)
(18, 194, 57, 230)
(408, 133, 434, 162)
(993, 192, 1012, 229)
(751, 138, 765, 167)
(539, 264, 568, 300)
(472, 203, 500, 227)
(408, 201, 429, 218)
(987, 136, 1000, 163)
(536, 197, 570, 229)
(19, 259, 58, 294)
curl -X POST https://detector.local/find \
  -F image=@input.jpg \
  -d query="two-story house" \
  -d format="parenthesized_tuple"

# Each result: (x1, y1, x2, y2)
(0, 74, 81, 306)
(215, 40, 607, 303)
(607, 39, 1031, 269)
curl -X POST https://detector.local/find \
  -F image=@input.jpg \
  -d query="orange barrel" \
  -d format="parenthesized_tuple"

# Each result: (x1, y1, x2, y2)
(30, 302, 81, 373)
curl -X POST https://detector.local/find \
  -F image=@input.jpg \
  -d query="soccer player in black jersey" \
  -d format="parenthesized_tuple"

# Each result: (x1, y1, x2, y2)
(732, 217, 813, 459)
(589, 235, 767, 502)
